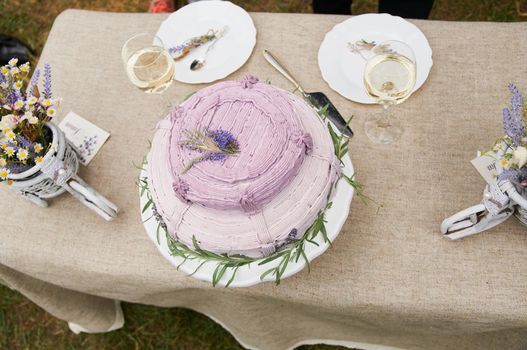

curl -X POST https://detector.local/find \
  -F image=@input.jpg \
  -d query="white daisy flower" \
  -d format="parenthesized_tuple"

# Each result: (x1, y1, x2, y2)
(0, 142, 8, 150)
(11, 67, 20, 75)
(35, 156, 43, 164)
(8, 58, 18, 67)
(34, 143, 43, 153)
(42, 99, 53, 107)
(0, 158, 6, 166)
(20, 63, 30, 72)
(0, 168, 10, 180)
(13, 81, 23, 90)
(0, 82, 8, 89)
(13, 100, 24, 110)
(5, 130, 15, 141)
(28, 116, 39, 125)
(4, 147, 14, 157)
(27, 96, 38, 105)
(17, 148, 28, 161)
(46, 108, 56, 117)
(0, 66, 8, 76)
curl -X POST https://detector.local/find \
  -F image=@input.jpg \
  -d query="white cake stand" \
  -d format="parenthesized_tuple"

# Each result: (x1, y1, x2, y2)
(139, 154, 354, 288)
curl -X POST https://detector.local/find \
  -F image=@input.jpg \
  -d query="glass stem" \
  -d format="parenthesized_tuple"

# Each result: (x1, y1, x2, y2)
(377, 104, 392, 128)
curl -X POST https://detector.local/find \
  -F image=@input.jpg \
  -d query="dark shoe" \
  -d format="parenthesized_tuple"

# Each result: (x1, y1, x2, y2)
(0, 36, 31, 66)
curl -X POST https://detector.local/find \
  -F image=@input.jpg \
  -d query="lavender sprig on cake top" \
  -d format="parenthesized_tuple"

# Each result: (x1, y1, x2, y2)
(180, 128, 239, 174)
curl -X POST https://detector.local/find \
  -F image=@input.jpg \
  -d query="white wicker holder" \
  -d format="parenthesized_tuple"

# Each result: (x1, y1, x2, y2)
(441, 141, 527, 239)
(491, 143, 527, 224)
(7, 122, 118, 221)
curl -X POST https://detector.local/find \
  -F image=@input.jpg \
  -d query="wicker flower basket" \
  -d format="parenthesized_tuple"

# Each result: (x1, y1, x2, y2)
(7, 122, 118, 221)
(494, 142, 527, 226)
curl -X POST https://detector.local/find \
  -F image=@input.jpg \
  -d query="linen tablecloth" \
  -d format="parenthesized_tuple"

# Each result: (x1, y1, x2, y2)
(1, 9, 527, 350)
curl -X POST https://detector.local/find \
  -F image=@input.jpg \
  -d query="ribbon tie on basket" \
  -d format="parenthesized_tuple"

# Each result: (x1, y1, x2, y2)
(40, 155, 73, 186)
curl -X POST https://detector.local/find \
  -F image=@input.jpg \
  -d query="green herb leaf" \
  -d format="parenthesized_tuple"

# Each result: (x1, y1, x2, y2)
(142, 198, 153, 213)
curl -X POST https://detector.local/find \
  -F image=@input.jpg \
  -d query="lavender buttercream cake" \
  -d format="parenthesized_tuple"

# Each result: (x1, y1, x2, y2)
(147, 76, 340, 258)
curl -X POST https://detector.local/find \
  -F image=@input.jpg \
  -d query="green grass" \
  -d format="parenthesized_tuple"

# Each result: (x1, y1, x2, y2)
(0, 284, 348, 350)
(1, 0, 527, 349)
(0, 284, 243, 349)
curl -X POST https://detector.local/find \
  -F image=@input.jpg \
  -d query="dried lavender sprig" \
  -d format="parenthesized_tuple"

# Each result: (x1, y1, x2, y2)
(28, 68, 41, 96)
(6, 163, 32, 174)
(16, 135, 34, 150)
(168, 43, 187, 55)
(6, 88, 19, 105)
(43, 64, 52, 99)
(180, 129, 239, 174)
(168, 31, 217, 60)
(3, 141, 19, 153)
(503, 83, 525, 146)
(210, 129, 238, 152)
(498, 168, 520, 182)
(205, 152, 227, 161)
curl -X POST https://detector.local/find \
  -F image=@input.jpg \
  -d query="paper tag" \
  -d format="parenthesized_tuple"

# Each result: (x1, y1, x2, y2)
(471, 154, 498, 184)
(58, 111, 110, 166)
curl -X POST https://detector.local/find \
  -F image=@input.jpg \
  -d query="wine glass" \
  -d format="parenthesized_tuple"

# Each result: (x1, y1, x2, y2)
(121, 33, 175, 94)
(363, 40, 417, 144)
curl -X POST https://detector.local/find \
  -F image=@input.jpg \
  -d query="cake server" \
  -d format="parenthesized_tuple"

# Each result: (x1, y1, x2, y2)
(263, 50, 353, 138)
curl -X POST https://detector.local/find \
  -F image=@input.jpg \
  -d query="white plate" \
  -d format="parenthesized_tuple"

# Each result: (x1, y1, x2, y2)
(139, 155, 354, 288)
(155, 1, 256, 84)
(318, 13, 433, 104)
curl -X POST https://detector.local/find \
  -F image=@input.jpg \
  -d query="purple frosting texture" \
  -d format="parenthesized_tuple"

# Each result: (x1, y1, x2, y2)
(168, 77, 310, 213)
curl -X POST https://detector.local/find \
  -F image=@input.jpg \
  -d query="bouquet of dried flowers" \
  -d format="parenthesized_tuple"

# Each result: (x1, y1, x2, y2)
(0, 59, 59, 182)
(485, 83, 527, 186)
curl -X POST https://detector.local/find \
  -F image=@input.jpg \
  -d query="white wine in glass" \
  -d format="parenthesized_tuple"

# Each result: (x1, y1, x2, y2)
(363, 40, 417, 144)
(122, 33, 175, 94)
